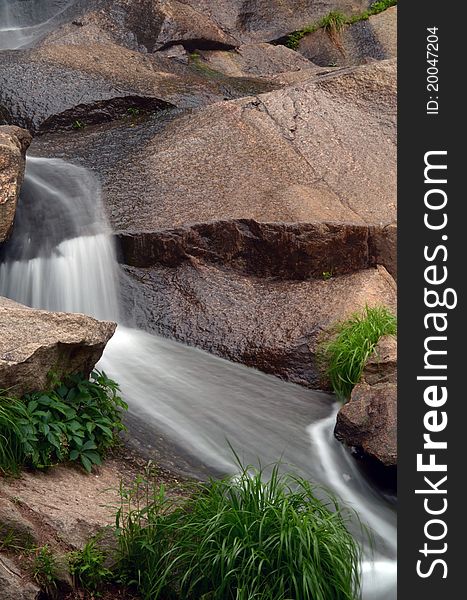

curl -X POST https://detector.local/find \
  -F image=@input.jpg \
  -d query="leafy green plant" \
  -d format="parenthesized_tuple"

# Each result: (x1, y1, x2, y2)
(72, 119, 85, 130)
(0, 371, 127, 474)
(114, 460, 363, 600)
(69, 537, 113, 594)
(32, 545, 59, 593)
(322, 269, 334, 280)
(127, 107, 140, 117)
(318, 305, 397, 399)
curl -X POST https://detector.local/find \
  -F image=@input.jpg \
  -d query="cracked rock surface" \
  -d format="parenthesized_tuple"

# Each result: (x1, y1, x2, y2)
(32, 59, 396, 232)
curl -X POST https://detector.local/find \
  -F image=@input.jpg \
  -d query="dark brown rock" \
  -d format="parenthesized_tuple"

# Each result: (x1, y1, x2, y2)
(369, 223, 397, 280)
(0, 126, 32, 243)
(335, 382, 396, 466)
(122, 264, 396, 388)
(0, 297, 116, 397)
(297, 6, 397, 67)
(335, 336, 397, 466)
(117, 220, 375, 278)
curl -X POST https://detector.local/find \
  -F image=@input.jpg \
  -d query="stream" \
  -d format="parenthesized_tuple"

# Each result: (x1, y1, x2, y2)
(1, 5, 397, 596)
(0, 156, 397, 599)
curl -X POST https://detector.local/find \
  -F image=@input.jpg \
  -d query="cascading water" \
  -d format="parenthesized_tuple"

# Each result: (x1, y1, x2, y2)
(0, 0, 75, 49)
(0, 157, 120, 320)
(0, 157, 397, 599)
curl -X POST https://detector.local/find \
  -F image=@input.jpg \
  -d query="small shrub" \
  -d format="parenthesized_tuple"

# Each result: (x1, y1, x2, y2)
(72, 120, 85, 130)
(69, 538, 113, 594)
(320, 10, 347, 33)
(0, 371, 127, 474)
(318, 305, 397, 399)
(32, 545, 59, 593)
(285, 0, 397, 48)
(114, 461, 363, 600)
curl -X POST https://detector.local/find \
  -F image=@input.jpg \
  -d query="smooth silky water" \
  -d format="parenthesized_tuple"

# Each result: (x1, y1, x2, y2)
(0, 0, 75, 49)
(0, 157, 397, 599)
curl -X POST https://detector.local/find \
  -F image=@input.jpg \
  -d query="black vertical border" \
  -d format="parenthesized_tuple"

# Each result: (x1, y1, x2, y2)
(398, 1, 465, 597)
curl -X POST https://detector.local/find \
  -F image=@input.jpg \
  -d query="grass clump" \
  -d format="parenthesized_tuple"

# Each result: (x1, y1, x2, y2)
(114, 461, 363, 600)
(32, 545, 59, 594)
(286, 0, 397, 49)
(319, 305, 397, 399)
(68, 537, 113, 594)
(0, 370, 127, 475)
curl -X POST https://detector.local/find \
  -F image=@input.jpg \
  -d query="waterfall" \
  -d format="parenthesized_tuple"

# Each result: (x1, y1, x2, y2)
(0, 157, 397, 599)
(0, 157, 120, 321)
(0, 0, 75, 49)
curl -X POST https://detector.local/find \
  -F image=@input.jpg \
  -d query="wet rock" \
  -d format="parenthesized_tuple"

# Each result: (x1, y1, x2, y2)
(0, 42, 275, 133)
(0, 297, 116, 397)
(117, 220, 388, 280)
(0, 126, 32, 243)
(335, 336, 397, 466)
(121, 264, 396, 388)
(369, 223, 397, 280)
(39, 1, 373, 51)
(31, 60, 395, 232)
(297, 6, 397, 67)
(0, 554, 40, 600)
(193, 43, 319, 79)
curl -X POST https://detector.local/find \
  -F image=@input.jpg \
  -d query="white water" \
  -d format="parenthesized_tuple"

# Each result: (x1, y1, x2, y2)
(0, 158, 397, 599)
(0, 157, 120, 321)
(0, 0, 75, 49)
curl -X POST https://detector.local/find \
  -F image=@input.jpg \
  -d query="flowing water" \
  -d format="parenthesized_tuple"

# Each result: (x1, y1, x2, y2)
(0, 157, 120, 320)
(0, 0, 75, 49)
(0, 157, 397, 599)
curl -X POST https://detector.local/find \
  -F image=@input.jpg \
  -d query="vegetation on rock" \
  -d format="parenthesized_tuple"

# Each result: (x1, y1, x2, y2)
(286, 0, 397, 49)
(68, 537, 113, 594)
(318, 305, 397, 399)
(113, 460, 363, 600)
(0, 370, 127, 475)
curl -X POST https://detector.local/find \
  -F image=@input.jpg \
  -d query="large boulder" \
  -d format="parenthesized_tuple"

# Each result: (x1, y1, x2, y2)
(180, 43, 321, 80)
(297, 6, 397, 67)
(32, 60, 396, 233)
(0, 42, 275, 133)
(0, 297, 116, 397)
(335, 335, 397, 466)
(27, 60, 396, 384)
(121, 265, 396, 387)
(0, 126, 32, 243)
(39, 1, 374, 51)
